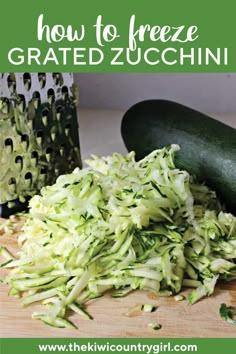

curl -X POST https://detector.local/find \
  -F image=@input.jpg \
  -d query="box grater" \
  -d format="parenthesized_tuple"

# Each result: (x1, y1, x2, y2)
(0, 73, 82, 217)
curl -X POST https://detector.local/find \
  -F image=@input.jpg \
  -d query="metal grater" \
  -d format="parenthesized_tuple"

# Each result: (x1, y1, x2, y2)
(0, 73, 82, 217)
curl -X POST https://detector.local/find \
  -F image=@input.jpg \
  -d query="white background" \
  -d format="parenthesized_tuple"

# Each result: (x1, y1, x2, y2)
(75, 73, 236, 113)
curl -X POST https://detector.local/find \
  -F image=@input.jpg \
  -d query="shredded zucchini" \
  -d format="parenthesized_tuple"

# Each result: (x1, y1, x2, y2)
(174, 295, 185, 301)
(1, 145, 236, 328)
(147, 322, 162, 330)
(142, 304, 156, 312)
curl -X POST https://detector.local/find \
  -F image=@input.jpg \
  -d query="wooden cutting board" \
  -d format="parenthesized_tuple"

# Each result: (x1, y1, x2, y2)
(0, 221, 235, 338)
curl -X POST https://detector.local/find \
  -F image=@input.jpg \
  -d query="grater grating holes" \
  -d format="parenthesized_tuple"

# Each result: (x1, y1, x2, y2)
(8, 177, 16, 184)
(21, 134, 29, 150)
(50, 126, 57, 142)
(45, 147, 53, 162)
(42, 108, 49, 127)
(40, 167, 48, 175)
(65, 123, 71, 136)
(32, 91, 41, 109)
(52, 73, 64, 86)
(31, 151, 38, 164)
(56, 105, 63, 121)
(23, 73, 32, 91)
(5, 137, 13, 146)
(59, 144, 65, 156)
(15, 156, 23, 170)
(25, 172, 33, 187)
(42, 107, 49, 118)
(17, 94, 26, 113)
(38, 73, 46, 88)
(46, 147, 53, 154)
(36, 130, 43, 145)
(7, 74, 16, 94)
(61, 86, 69, 100)
(47, 88, 55, 105)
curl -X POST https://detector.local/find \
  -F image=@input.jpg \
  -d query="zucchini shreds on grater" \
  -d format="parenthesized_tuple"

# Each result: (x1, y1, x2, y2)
(0, 73, 81, 217)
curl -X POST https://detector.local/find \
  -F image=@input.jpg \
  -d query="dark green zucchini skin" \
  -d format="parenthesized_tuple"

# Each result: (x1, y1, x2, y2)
(121, 100, 236, 213)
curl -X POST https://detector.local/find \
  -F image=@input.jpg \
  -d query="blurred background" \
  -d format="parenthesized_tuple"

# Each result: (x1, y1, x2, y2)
(75, 73, 236, 113)
(73, 73, 236, 158)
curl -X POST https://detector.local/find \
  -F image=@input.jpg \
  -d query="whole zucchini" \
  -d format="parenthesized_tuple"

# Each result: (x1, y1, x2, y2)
(121, 100, 236, 213)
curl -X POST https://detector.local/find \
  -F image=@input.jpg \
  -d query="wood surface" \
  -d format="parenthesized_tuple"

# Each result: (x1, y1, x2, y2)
(0, 219, 235, 338)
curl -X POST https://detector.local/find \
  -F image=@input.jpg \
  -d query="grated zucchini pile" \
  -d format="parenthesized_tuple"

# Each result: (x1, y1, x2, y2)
(1, 145, 236, 328)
